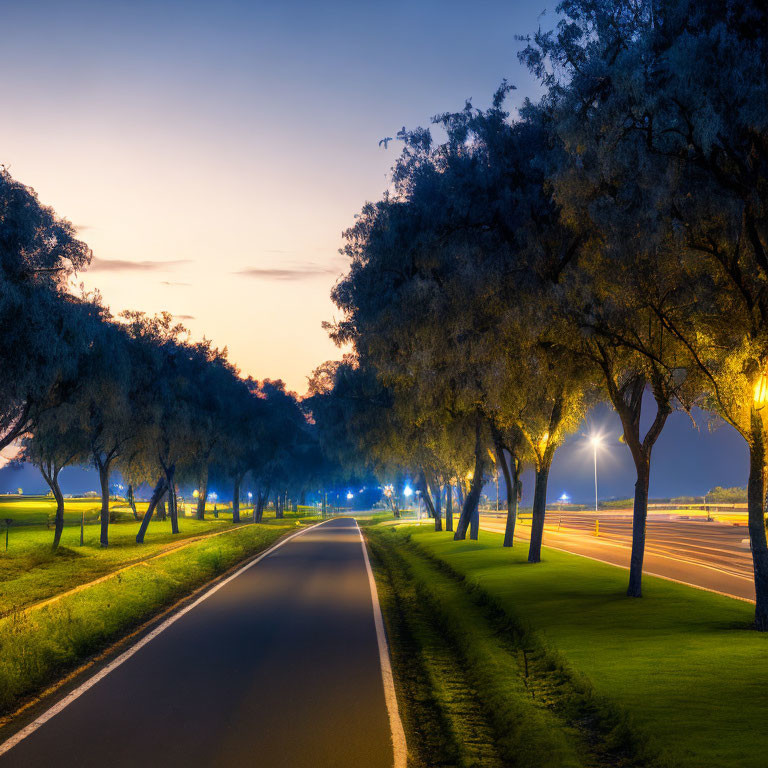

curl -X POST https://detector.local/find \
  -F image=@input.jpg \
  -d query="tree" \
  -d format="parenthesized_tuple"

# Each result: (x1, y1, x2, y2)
(521, 0, 768, 622)
(0, 168, 91, 451)
(73, 318, 133, 547)
(121, 312, 195, 543)
(21, 404, 88, 550)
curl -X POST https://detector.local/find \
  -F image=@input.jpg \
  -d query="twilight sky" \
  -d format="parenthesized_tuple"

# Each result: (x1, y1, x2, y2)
(0, 0, 752, 498)
(0, 0, 546, 394)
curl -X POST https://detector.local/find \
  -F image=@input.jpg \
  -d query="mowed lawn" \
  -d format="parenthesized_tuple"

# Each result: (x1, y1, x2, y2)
(406, 527, 768, 768)
(0, 496, 281, 614)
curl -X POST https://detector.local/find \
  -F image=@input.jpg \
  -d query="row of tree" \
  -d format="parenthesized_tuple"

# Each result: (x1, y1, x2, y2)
(309, 0, 768, 630)
(0, 168, 336, 551)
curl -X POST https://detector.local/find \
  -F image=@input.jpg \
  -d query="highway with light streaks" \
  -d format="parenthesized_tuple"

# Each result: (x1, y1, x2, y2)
(479, 511, 755, 600)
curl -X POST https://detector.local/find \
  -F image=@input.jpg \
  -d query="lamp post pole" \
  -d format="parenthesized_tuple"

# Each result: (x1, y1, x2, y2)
(589, 434, 602, 514)
(593, 443, 598, 513)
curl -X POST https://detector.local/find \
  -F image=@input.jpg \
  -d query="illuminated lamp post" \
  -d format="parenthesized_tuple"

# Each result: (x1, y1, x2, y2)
(589, 434, 602, 513)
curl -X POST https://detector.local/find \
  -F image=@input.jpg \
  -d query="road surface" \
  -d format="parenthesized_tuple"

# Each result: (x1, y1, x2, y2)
(480, 512, 755, 600)
(0, 518, 397, 768)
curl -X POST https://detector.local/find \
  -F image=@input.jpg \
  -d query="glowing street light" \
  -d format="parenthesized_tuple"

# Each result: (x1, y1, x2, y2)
(589, 434, 602, 513)
(755, 373, 768, 408)
(346, 491, 354, 500)
(403, 485, 413, 498)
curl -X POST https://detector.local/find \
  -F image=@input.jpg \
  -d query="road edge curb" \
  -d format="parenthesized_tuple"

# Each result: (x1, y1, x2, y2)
(356, 520, 408, 768)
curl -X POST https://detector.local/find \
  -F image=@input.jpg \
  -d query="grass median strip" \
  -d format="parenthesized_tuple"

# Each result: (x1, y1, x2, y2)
(393, 525, 768, 768)
(0, 521, 303, 716)
(366, 526, 646, 768)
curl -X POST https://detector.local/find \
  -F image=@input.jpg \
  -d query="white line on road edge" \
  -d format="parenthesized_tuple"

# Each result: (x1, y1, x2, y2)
(478, 522, 755, 596)
(531, 540, 756, 604)
(356, 520, 408, 768)
(0, 518, 334, 759)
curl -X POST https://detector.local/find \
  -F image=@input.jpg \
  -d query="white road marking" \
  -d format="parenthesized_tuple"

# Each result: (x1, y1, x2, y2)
(479, 520, 754, 584)
(0, 518, 333, 758)
(356, 520, 408, 768)
(477, 522, 755, 603)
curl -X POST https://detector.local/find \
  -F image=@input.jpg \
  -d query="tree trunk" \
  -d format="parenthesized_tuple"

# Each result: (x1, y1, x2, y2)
(254, 489, 268, 523)
(445, 485, 453, 532)
(127, 484, 139, 521)
(196, 467, 208, 520)
(158, 494, 167, 522)
(275, 492, 283, 519)
(232, 475, 241, 523)
(748, 411, 768, 630)
(598, 365, 671, 598)
(432, 482, 443, 532)
(456, 480, 465, 510)
(470, 503, 479, 540)
(136, 477, 168, 544)
(97, 459, 111, 548)
(494, 443, 520, 548)
(41, 464, 66, 552)
(418, 471, 437, 524)
(627, 457, 651, 597)
(527, 459, 552, 563)
(454, 418, 486, 541)
(506, 467, 520, 548)
(165, 464, 179, 534)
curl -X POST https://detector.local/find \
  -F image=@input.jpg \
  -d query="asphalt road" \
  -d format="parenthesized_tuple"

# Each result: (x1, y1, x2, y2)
(0, 517, 395, 768)
(480, 512, 756, 600)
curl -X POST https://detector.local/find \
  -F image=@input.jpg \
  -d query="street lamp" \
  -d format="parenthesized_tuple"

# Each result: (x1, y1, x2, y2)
(589, 434, 602, 513)
(403, 484, 413, 516)
(755, 372, 768, 407)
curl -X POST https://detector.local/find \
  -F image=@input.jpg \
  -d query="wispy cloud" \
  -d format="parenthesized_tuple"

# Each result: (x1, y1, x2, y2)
(175, 314, 196, 320)
(88, 257, 192, 273)
(160, 280, 191, 287)
(234, 262, 339, 281)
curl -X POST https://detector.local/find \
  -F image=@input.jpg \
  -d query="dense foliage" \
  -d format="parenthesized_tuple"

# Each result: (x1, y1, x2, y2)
(313, 0, 768, 629)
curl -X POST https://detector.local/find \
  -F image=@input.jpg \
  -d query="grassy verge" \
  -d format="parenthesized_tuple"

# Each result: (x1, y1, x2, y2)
(0, 497, 317, 613)
(385, 524, 768, 768)
(367, 525, 657, 768)
(0, 519, 309, 717)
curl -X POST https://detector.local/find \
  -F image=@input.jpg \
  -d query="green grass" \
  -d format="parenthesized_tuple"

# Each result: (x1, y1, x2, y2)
(0, 495, 115, 526)
(1, 517, 234, 614)
(0, 497, 318, 615)
(368, 527, 609, 768)
(390, 525, 768, 768)
(0, 519, 306, 716)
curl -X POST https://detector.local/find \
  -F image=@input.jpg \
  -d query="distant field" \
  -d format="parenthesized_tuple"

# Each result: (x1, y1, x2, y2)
(0, 495, 114, 526)
(0, 494, 245, 526)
